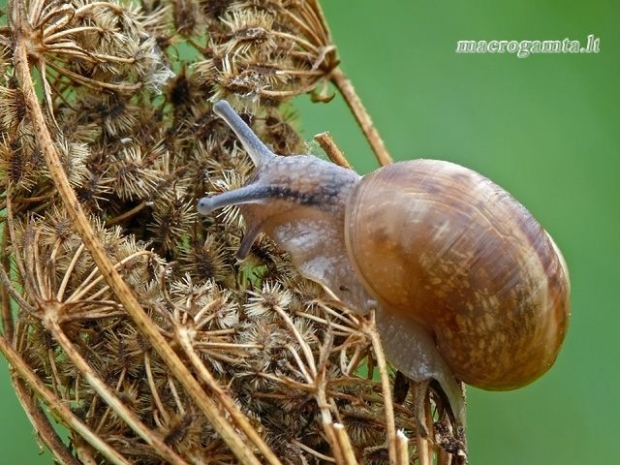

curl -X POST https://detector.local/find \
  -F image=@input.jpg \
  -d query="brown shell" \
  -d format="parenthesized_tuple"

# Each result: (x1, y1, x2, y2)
(345, 159, 570, 390)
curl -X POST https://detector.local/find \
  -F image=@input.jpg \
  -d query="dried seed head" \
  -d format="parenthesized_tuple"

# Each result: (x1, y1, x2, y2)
(196, 1, 337, 107)
(178, 235, 231, 283)
(0, 1, 458, 463)
(246, 281, 293, 318)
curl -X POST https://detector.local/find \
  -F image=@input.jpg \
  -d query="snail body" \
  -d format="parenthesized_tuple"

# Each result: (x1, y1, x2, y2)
(198, 101, 570, 423)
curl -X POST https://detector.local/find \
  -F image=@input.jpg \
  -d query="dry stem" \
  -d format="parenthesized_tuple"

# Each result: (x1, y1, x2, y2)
(367, 314, 399, 464)
(330, 67, 393, 166)
(315, 132, 352, 169)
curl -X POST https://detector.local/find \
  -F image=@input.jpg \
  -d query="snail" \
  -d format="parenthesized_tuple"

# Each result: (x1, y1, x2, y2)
(197, 100, 570, 423)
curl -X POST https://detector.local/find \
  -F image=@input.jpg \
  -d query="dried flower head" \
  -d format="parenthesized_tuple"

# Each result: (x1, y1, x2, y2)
(197, 0, 338, 108)
(0, 1, 464, 464)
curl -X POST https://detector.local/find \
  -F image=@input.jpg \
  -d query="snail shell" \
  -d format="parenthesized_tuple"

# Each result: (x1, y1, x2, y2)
(345, 160, 570, 390)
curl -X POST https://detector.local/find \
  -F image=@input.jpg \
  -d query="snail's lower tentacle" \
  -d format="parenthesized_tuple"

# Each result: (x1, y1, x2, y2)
(197, 184, 272, 216)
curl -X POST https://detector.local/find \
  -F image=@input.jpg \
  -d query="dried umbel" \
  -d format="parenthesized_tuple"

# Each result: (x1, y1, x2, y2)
(0, 1, 466, 465)
(196, 0, 338, 107)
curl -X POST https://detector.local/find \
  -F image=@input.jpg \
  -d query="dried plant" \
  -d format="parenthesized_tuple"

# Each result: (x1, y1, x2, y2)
(0, 1, 465, 464)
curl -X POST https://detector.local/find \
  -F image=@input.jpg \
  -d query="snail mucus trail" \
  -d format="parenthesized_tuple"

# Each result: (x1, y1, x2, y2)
(197, 100, 571, 427)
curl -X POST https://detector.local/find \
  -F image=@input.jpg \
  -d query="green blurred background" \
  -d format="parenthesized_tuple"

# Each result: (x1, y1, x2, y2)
(1, 0, 619, 463)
